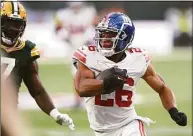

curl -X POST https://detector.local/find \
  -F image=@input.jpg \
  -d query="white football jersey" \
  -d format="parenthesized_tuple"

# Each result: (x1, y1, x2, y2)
(73, 45, 151, 132)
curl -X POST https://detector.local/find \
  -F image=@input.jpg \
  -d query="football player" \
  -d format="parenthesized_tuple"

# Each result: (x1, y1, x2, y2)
(73, 12, 187, 136)
(0, 1, 75, 134)
(54, 1, 97, 108)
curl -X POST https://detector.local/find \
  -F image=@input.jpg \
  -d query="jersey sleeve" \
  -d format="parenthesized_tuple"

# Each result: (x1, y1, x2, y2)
(72, 45, 88, 67)
(140, 49, 151, 77)
(128, 47, 151, 77)
(25, 40, 40, 62)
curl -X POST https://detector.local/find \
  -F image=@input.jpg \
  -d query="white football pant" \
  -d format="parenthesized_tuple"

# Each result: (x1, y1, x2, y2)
(94, 119, 146, 136)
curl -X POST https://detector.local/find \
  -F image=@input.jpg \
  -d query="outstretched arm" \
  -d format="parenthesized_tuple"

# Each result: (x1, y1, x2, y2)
(142, 64, 176, 110)
(22, 60, 75, 130)
(142, 63, 187, 126)
(22, 61, 55, 115)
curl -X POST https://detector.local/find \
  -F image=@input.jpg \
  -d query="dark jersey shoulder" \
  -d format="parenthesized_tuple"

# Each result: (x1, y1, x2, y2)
(1, 39, 40, 66)
(1, 39, 40, 90)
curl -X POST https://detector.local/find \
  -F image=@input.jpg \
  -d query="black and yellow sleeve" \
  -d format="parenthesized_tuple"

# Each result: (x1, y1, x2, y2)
(25, 40, 40, 61)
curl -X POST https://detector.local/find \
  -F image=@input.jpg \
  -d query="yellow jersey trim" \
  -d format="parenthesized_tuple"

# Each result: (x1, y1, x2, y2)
(1, 40, 26, 53)
(31, 47, 40, 57)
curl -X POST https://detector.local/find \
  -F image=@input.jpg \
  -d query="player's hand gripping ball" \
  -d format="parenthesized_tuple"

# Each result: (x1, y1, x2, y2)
(96, 67, 128, 94)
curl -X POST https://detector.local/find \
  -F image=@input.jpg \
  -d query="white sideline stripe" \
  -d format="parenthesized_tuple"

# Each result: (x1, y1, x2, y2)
(34, 127, 191, 136)
(18, 92, 143, 110)
(18, 92, 191, 110)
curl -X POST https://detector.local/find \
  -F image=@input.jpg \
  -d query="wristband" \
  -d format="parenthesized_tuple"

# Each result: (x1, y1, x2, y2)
(50, 108, 60, 120)
(168, 107, 178, 116)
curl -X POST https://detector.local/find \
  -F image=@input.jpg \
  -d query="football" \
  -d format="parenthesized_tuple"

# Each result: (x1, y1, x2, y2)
(95, 67, 127, 80)
(95, 69, 114, 80)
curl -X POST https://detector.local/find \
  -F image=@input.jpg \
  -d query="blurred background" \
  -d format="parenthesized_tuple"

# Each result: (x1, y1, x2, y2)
(18, 1, 192, 136)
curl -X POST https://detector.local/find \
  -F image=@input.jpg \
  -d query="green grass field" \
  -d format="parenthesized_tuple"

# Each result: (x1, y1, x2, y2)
(20, 48, 192, 136)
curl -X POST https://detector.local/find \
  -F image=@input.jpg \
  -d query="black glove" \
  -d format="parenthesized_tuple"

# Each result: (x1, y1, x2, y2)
(109, 66, 128, 79)
(95, 67, 127, 94)
(168, 107, 187, 126)
(102, 75, 125, 94)
(95, 67, 128, 79)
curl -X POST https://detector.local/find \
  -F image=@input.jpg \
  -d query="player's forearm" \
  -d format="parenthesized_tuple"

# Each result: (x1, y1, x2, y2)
(157, 74, 177, 110)
(159, 86, 177, 111)
(33, 91, 55, 115)
(76, 79, 103, 97)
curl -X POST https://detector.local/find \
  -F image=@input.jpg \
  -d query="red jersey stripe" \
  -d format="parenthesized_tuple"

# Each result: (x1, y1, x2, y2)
(77, 49, 86, 57)
(73, 52, 86, 63)
(138, 120, 144, 136)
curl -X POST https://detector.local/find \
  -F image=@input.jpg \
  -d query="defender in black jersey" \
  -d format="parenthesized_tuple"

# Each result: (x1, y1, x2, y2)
(1, 2, 75, 135)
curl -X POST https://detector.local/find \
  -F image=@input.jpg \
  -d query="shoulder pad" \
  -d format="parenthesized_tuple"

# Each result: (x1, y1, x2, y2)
(127, 47, 151, 77)
(31, 47, 40, 58)
(25, 40, 36, 49)
(72, 45, 97, 64)
(141, 49, 150, 63)
(72, 45, 88, 64)
(25, 40, 40, 58)
(128, 47, 150, 63)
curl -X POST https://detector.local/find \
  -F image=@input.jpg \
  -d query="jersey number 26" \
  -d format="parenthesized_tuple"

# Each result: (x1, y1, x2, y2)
(95, 78, 134, 107)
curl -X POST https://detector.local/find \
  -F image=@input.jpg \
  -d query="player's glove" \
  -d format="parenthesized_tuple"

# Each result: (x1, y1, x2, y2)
(96, 67, 128, 94)
(50, 109, 75, 130)
(102, 75, 125, 94)
(168, 107, 187, 126)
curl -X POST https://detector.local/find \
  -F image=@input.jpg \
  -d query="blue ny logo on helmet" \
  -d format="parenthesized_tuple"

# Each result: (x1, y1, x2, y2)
(94, 12, 135, 57)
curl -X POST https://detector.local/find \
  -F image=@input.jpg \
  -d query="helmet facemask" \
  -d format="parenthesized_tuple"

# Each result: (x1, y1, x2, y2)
(94, 27, 129, 57)
(1, 16, 26, 46)
(94, 12, 135, 57)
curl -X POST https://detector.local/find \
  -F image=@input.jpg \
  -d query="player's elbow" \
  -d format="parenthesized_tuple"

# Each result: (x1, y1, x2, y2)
(74, 78, 92, 97)
(75, 87, 88, 97)
(74, 82, 86, 97)
(75, 82, 96, 97)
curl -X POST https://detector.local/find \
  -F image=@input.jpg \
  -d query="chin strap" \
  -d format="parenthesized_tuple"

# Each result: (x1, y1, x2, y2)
(1, 38, 23, 53)
(2, 37, 15, 45)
